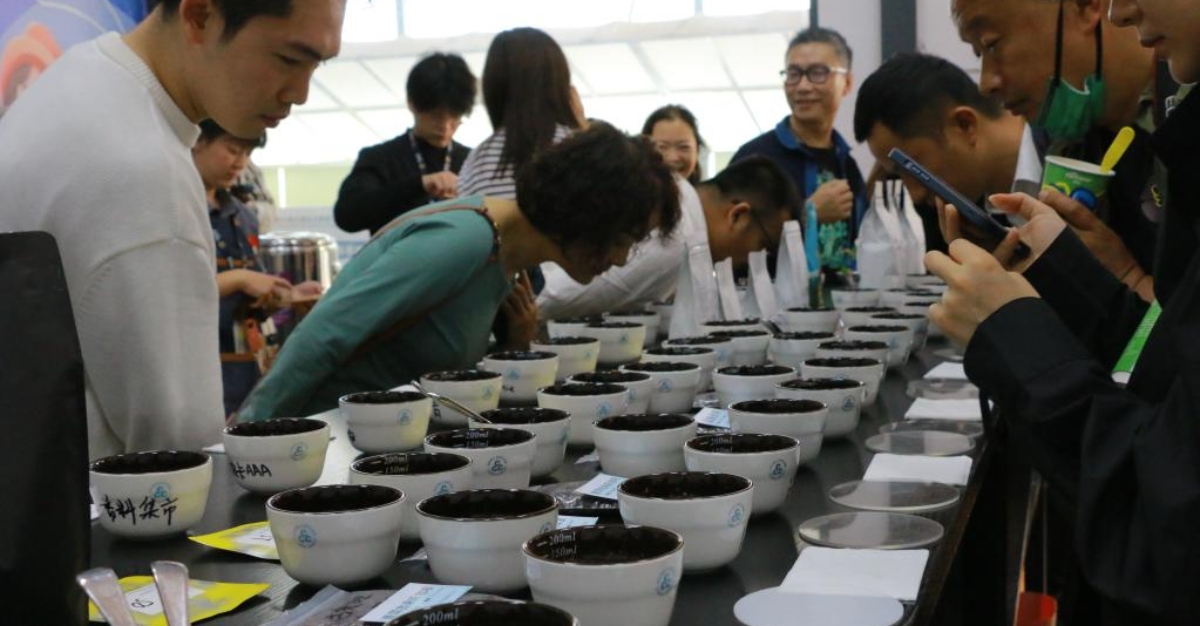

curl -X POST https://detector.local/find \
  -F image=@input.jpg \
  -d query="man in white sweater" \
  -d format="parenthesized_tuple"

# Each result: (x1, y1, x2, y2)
(0, 0, 346, 459)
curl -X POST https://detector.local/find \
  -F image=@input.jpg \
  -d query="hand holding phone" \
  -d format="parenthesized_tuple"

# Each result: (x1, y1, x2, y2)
(888, 148, 1030, 259)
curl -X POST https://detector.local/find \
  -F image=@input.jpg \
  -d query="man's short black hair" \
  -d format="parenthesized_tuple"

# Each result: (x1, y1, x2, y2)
(406, 53, 477, 117)
(198, 119, 266, 149)
(853, 52, 1004, 143)
(151, 0, 292, 41)
(788, 27, 853, 69)
(706, 156, 802, 221)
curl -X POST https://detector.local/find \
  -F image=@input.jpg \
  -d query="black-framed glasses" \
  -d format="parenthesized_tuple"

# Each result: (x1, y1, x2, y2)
(748, 209, 777, 252)
(780, 64, 848, 85)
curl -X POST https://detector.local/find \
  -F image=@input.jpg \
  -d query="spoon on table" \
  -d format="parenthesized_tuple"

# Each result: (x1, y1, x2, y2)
(151, 561, 190, 626)
(410, 380, 493, 424)
(762, 318, 786, 337)
(77, 568, 137, 626)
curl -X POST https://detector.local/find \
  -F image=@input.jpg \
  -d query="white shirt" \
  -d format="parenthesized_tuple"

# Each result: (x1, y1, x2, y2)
(0, 33, 224, 459)
(1011, 123, 1044, 195)
(537, 175, 708, 319)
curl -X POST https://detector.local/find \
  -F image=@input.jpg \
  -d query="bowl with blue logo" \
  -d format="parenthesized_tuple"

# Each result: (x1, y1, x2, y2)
(684, 433, 801, 515)
(537, 383, 631, 447)
(223, 418, 330, 494)
(339, 390, 432, 453)
(472, 407, 572, 478)
(90, 450, 212, 539)
(349, 452, 472, 541)
(425, 428, 537, 490)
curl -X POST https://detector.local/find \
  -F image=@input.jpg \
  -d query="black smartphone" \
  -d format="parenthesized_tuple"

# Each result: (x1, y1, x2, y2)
(888, 148, 1030, 258)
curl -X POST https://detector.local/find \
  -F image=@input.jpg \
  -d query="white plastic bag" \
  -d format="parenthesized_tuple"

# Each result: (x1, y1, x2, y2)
(774, 220, 810, 309)
(668, 243, 721, 339)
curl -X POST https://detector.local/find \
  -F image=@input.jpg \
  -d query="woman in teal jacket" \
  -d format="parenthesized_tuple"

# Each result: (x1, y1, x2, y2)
(238, 123, 680, 420)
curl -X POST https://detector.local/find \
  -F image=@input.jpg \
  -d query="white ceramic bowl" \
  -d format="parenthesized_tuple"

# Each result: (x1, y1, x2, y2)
(779, 307, 840, 334)
(711, 364, 797, 409)
(90, 451, 213, 539)
(424, 428, 537, 490)
(222, 418, 330, 494)
(384, 600, 580, 626)
(523, 525, 683, 626)
(707, 329, 771, 366)
(617, 472, 754, 572)
(663, 336, 735, 372)
(537, 383, 630, 446)
(348, 452, 473, 542)
(728, 399, 828, 464)
(577, 321, 647, 366)
(800, 357, 886, 405)
(621, 361, 703, 413)
(829, 288, 881, 311)
(700, 318, 766, 335)
(839, 306, 898, 330)
(593, 414, 697, 477)
(568, 371, 653, 414)
(417, 489, 559, 593)
(419, 370, 503, 427)
(531, 337, 601, 381)
(844, 324, 916, 369)
(267, 484, 404, 585)
(483, 351, 561, 405)
(768, 332, 836, 370)
(775, 378, 868, 439)
(900, 300, 943, 338)
(905, 274, 945, 290)
(684, 434, 802, 515)
(872, 312, 930, 351)
(815, 340, 890, 366)
(605, 310, 663, 347)
(339, 390, 432, 453)
(547, 317, 602, 339)
(641, 346, 718, 392)
(879, 288, 916, 309)
(473, 408, 571, 478)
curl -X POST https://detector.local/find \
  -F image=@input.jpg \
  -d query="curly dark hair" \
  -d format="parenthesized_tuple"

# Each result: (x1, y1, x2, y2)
(407, 52, 477, 117)
(152, 0, 291, 41)
(516, 122, 680, 260)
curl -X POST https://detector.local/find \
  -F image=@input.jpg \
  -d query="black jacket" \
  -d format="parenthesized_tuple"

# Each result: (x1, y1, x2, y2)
(333, 133, 470, 234)
(965, 90, 1200, 625)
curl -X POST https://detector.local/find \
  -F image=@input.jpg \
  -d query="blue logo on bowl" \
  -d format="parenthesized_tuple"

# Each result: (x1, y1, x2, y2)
(488, 456, 508, 475)
(619, 334, 629, 345)
(434, 481, 453, 495)
(658, 379, 673, 392)
(541, 521, 553, 534)
(597, 403, 612, 418)
(398, 409, 412, 425)
(728, 503, 746, 526)
(842, 396, 856, 411)
(656, 568, 676, 596)
(150, 483, 171, 500)
(296, 525, 317, 548)
(769, 459, 788, 480)
(482, 387, 494, 401)
(506, 367, 521, 381)
(290, 443, 308, 461)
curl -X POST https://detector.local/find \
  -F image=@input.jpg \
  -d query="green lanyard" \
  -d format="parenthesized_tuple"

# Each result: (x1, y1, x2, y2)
(1111, 301, 1162, 384)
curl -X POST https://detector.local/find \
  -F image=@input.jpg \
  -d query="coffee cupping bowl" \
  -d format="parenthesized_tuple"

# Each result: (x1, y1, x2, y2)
(620, 361, 702, 413)
(707, 329, 771, 367)
(642, 345, 717, 392)
(663, 335, 735, 371)
(577, 321, 647, 366)
(728, 399, 828, 464)
(829, 288, 881, 311)
(419, 370, 503, 427)
(531, 337, 601, 381)
(839, 306, 898, 330)
(684, 434, 802, 515)
(537, 382, 630, 446)
(349, 452, 472, 541)
(91, 451, 213, 539)
(223, 418, 330, 494)
(339, 390, 432, 453)
(384, 600, 579, 626)
(776, 378, 868, 438)
(712, 364, 797, 409)
(483, 351, 560, 405)
(569, 370, 653, 414)
(424, 428, 537, 490)
(473, 407, 571, 478)
(768, 331, 836, 370)
(779, 307, 839, 334)
(605, 310, 663, 347)
(844, 324, 915, 369)
(800, 357, 885, 405)
(815, 340, 890, 365)
(593, 413, 697, 478)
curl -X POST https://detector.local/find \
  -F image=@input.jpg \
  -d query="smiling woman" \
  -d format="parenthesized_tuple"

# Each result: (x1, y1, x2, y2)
(236, 122, 680, 422)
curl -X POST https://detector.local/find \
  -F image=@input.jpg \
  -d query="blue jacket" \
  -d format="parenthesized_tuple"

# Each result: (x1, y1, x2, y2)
(731, 117, 868, 271)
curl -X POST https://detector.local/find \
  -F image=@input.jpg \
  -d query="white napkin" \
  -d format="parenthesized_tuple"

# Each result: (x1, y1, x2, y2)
(923, 362, 967, 380)
(781, 547, 930, 601)
(863, 454, 973, 486)
(904, 398, 983, 422)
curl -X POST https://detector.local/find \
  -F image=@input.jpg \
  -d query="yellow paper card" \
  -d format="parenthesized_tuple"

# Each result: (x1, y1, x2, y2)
(188, 521, 278, 560)
(87, 577, 268, 625)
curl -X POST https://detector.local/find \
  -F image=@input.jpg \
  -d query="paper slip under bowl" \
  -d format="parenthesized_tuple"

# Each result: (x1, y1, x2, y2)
(863, 454, 973, 486)
(781, 547, 930, 601)
(922, 362, 967, 381)
(904, 398, 983, 422)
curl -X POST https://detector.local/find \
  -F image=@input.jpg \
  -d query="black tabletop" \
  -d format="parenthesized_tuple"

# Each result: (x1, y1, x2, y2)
(91, 345, 985, 625)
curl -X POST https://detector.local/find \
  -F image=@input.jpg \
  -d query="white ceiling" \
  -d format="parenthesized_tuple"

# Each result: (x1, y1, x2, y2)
(255, 10, 809, 166)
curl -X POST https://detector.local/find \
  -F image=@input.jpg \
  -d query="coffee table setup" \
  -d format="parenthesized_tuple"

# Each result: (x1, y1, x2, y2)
(90, 282, 1007, 626)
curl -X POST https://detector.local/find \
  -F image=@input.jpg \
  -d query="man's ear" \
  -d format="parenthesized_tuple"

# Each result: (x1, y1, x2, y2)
(178, 0, 218, 46)
(947, 106, 982, 148)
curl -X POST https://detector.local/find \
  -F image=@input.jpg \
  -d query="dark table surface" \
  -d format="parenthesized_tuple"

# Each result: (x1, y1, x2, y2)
(91, 345, 988, 625)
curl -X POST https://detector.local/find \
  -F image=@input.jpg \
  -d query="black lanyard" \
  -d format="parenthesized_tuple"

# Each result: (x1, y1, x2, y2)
(408, 128, 451, 174)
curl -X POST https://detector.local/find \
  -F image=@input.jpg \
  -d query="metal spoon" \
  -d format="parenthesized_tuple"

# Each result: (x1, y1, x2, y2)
(151, 561, 190, 626)
(77, 567, 137, 626)
(410, 380, 493, 424)
(762, 318, 786, 336)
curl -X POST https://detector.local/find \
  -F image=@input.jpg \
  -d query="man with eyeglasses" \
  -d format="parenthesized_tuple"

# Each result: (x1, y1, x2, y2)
(731, 26, 867, 297)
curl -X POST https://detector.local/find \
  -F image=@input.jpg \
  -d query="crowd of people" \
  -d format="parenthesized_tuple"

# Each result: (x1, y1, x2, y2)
(2, 0, 1199, 622)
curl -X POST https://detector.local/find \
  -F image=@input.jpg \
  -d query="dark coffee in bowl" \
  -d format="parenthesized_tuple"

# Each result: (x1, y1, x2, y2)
(704, 318, 760, 326)
(268, 484, 401, 514)
(90, 450, 208, 474)
(780, 378, 865, 391)
(619, 472, 752, 499)
(424, 370, 502, 382)
(525, 524, 682, 565)
(351, 452, 470, 476)
(480, 407, 570, 425)
(786, 306, 835, 312)
(665, 336, 730, 345)
(845, 306, 895, 314)
(571, 371, 650, 384)
(686, 433, 798, 454)
(608, 310, 654, 317)
(730, 399, 824, 414)
(773, 331, 835, 340)
(847, 325, 908, 333)
(225, 418, 325, 437)
(417, 489, 557, 520)
(644, 346, 713, 356)
(426, 428, 534, 450)
(716, 365, 792, 377)
(804, 357, 881, 368)
(487, 350, 558, 361)
(905, 300, 938, 308)
(818, 340, 888, 351)
(540, 382, 627, 396)
(539, 336, 598, 346)
(384, 600, 577, 626)
(587, 321, 641, 329)
(595, 414, 693, 431)
(624, 361, 699, 373)
(709, 329, 769, 338)
(341, 390, 425, 404)
(873, 313, 925, 321)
